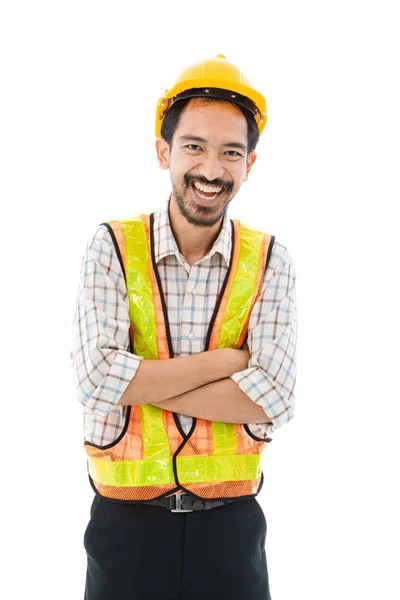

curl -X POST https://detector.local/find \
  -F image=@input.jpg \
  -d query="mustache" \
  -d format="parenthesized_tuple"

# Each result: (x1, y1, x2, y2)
(184, 174, 233, 193)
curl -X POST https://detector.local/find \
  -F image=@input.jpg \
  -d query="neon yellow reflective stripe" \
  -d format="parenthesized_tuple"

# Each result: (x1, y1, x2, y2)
(120, 219, 171, 460)
(89, 454, 260, 487)
(177, 455, 261, 483)
(88, 456, 175, 487)
(212, 422, 238, 455)
(120, 217, 158, 360)
(219, 224, 264, 348)
(140, 404, 171, 460)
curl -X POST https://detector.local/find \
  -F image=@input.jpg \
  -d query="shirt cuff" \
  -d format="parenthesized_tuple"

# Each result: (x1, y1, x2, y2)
(80, 351, 144, 416)
(229, 366, 294, 433)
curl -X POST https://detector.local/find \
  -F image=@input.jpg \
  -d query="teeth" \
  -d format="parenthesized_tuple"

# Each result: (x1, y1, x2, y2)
(193, 181, 223, 194)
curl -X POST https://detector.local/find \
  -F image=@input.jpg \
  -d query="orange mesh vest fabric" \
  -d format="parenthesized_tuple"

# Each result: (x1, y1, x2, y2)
(84, 213, 275, 502)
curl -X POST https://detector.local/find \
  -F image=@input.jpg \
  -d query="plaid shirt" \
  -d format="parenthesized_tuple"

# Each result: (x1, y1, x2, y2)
(71, 196, 297, 445)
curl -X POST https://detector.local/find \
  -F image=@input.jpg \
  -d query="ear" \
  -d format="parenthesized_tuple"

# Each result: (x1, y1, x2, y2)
(155, 138, 170, 170)
(244, 151, 257, 182)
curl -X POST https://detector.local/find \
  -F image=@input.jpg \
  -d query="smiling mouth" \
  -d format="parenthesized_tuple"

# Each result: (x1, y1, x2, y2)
(190, 181, 225, 200)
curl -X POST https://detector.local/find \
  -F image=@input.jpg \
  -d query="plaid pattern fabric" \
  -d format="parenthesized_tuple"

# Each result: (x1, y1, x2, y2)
(71, 196, 297, 445)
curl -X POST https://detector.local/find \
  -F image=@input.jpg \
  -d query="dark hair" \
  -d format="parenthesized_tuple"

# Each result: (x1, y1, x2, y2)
(160, 96, 260, 153)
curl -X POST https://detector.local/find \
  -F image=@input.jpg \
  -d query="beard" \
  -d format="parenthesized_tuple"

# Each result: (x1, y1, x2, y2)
(171, 173, 236, 228)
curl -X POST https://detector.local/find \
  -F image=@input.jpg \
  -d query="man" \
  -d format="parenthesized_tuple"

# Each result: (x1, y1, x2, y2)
(71, 54, 297, 600)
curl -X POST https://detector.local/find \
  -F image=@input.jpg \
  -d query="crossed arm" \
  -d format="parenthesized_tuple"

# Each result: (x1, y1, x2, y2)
(72, 232, 296, 430)
(116, 348, 271, 425)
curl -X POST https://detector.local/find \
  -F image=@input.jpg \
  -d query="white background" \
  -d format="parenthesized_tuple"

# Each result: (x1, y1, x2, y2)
(1, 1, 399, 599)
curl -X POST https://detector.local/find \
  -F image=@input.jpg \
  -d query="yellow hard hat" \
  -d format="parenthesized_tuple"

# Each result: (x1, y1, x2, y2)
(155, 54, 267, 138)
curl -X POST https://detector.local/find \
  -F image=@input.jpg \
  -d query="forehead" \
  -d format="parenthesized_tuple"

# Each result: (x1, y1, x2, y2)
(175, 99, 248, 145)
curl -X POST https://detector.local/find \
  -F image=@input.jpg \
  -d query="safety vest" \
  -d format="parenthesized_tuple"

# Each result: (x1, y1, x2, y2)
(84, 212, 275, 502)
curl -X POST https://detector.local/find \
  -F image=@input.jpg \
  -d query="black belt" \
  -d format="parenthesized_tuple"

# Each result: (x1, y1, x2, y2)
(144, 491, 236, 513)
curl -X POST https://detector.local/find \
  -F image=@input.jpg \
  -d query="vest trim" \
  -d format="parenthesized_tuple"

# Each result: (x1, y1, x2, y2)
(100, 221, 126, 286)
(172, 415, 197, 490)
(149, 213, 175, 359)
(100, 220, 135, 355)
(204, 219, 236, 351)
(173, 412, 196, 446)
(84, 405, 132, 450)
(244, 423, 273, 443)
(84, 221, 133, 451)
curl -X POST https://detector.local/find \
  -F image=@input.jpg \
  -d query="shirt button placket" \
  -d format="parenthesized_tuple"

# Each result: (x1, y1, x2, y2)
(182, 269, 201, 349)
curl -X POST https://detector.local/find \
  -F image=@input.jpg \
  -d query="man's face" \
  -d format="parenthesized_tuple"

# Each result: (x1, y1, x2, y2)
(156, 99, 257, 228)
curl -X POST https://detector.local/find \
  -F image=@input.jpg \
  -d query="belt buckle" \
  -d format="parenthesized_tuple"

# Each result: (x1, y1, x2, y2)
(170, 492, 193, 513)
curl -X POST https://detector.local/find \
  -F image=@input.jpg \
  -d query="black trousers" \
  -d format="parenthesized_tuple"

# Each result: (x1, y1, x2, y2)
(84, 494, 272, 600)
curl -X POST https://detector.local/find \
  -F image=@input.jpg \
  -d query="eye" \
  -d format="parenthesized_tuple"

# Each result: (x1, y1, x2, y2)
(225, 150, 242, 157)
(186, 144, 202, 151)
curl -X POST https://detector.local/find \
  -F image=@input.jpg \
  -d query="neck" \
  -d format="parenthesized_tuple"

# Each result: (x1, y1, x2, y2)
(168, 195, 224, 262)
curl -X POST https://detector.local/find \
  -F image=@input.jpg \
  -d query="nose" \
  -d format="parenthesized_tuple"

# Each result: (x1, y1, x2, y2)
(198, 152, 225, 182)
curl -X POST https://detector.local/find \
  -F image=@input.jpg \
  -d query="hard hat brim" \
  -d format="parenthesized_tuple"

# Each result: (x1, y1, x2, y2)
(156, 88, 267, 138)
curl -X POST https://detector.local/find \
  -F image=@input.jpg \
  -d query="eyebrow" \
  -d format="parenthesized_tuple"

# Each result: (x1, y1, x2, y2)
(178, 135, 247, 151)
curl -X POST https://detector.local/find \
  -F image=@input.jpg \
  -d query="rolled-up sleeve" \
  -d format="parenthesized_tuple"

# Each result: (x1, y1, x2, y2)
(71, 226, 143, 417)
(230, 242, 297, 438)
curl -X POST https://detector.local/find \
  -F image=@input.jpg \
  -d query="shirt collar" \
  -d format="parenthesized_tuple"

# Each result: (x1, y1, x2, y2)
(153, 196, 232, 266)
